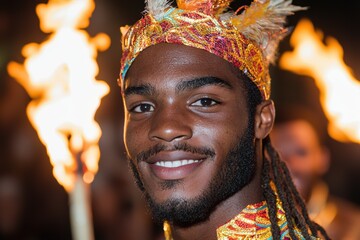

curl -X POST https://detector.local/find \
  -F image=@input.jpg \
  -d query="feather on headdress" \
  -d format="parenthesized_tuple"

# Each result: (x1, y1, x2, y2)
(230, 0, 306, 63)
(144, 0, 173, 20)
(120, 0, 306, 100)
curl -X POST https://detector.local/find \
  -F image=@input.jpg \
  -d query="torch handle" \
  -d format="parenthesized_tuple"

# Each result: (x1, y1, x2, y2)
(69, 175, 94, 240)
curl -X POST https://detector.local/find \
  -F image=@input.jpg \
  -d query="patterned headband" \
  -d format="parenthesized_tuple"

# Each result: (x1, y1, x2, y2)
(119, 0, 305, 100)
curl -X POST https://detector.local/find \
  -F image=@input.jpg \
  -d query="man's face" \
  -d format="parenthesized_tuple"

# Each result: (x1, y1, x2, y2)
(122, 43, 256, 226)
(271, 120, 328, 200)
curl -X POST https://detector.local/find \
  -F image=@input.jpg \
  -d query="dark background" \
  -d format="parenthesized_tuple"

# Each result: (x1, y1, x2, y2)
(0, 0, 359, 239)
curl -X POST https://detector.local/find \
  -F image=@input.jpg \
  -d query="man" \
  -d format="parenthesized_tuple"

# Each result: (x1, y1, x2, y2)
(271, 106, 360, 240)
(118, 0, 329, 239)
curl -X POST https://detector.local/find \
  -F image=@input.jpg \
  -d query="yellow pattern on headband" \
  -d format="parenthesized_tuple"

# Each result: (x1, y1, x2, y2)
(177, 0, 231, 15)
(119, 0, 306, 100)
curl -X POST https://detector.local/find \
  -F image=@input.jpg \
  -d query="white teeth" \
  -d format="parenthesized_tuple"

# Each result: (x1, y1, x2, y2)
(155, 159, 200, 168)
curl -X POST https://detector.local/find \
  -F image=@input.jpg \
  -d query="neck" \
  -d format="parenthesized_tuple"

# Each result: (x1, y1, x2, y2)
(168, 141, 264, 240)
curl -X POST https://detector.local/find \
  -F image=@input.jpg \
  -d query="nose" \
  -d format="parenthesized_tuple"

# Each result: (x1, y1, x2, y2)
(149, 105, 192, 142)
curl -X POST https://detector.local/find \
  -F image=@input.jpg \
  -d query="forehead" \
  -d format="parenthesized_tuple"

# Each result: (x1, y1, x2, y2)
(125, 43, 243, 89)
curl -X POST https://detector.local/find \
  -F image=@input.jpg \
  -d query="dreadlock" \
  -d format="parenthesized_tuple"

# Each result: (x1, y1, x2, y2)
(240, 71, 331, 240)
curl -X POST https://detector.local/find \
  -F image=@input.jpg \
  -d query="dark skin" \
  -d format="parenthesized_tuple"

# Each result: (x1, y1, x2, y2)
(122, 43, 275, 240)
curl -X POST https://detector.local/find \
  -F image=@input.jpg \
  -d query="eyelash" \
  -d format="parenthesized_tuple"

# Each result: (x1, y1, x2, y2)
(129, 103, 155, 113)
(191, 97, 219, 107)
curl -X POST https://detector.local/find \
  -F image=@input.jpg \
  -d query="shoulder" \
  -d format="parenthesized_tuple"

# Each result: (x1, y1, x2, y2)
(328, 196, 360, 239)
(331, 195, 360, 220)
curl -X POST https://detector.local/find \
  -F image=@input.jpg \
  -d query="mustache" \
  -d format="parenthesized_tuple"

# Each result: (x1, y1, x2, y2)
(136, 142, 216, 163)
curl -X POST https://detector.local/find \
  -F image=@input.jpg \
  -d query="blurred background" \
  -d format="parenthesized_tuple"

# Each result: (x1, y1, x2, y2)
(0, 0, 359, 239)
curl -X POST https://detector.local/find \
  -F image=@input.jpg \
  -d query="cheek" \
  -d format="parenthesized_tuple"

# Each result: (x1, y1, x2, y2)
(290, 157, 317, 177)
(193, 113, 244, 153)
(195, 102, 247, 132)
(124, 121, 148, 158)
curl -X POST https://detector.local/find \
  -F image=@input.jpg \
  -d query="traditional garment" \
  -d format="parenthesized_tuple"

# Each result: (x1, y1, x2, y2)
(163, 184, 321, 239)
(216, 200, 318, 239)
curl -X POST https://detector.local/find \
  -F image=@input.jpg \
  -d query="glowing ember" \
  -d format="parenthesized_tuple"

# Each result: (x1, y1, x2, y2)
(279, 18, 360, 144)
(7, 0, 110, 192)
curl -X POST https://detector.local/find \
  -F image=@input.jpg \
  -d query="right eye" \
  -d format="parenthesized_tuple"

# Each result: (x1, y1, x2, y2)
(130, 103, 155, 113)
(190, 97, 219, 107)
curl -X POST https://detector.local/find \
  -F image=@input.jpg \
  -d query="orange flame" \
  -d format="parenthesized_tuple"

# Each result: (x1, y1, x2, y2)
(7, 0, 110, 192)
(279, 18, 360, 144)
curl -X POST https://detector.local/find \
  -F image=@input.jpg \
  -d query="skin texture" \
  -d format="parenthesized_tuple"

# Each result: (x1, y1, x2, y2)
(271, 120, 329, 201)
(122, 43, 275, 240)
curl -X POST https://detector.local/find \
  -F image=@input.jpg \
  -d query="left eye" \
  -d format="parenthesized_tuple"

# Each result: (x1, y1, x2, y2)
(130, 103, 155, 113)
(191, 98, 219, 107)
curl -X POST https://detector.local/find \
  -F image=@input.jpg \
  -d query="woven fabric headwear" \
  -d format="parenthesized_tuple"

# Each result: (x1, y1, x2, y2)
(119, 0, 305, 100)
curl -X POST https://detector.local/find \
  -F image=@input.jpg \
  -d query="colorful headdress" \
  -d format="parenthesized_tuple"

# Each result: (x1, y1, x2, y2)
(119, 0, 305, 100)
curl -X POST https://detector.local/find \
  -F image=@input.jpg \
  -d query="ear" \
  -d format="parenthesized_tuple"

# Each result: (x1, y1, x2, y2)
(254, 100, 275, 139)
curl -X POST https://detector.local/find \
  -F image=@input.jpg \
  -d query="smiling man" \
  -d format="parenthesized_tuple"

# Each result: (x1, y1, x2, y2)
(118, 0, 329, 239)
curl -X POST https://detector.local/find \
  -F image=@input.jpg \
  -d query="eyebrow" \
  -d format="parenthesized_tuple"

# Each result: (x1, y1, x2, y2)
(124, 83, 155, 97)
(175, 76, 232, 93)
(124, 76, 232, 97)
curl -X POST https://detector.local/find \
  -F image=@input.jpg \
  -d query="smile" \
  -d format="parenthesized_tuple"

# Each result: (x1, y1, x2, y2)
(150, 158, 204, 180)
(154, 159, 201, 168)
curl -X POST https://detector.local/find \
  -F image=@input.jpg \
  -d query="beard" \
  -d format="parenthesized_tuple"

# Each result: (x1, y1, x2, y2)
(127, 125, 256, 227)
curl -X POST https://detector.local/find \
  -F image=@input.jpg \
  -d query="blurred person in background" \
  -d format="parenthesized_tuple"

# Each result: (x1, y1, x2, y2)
(271, 105, 360, 240)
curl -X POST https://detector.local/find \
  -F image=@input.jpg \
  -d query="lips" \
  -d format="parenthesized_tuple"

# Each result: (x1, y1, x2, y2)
(145, 151, 207, 180)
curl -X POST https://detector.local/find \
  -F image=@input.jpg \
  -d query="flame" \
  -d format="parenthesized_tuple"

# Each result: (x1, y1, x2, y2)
(279, 18, 360, 144)
(7, 0, 110, 192)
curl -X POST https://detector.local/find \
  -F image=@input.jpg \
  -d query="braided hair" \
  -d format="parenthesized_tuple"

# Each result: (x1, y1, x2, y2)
(241, 71, 330, 240)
